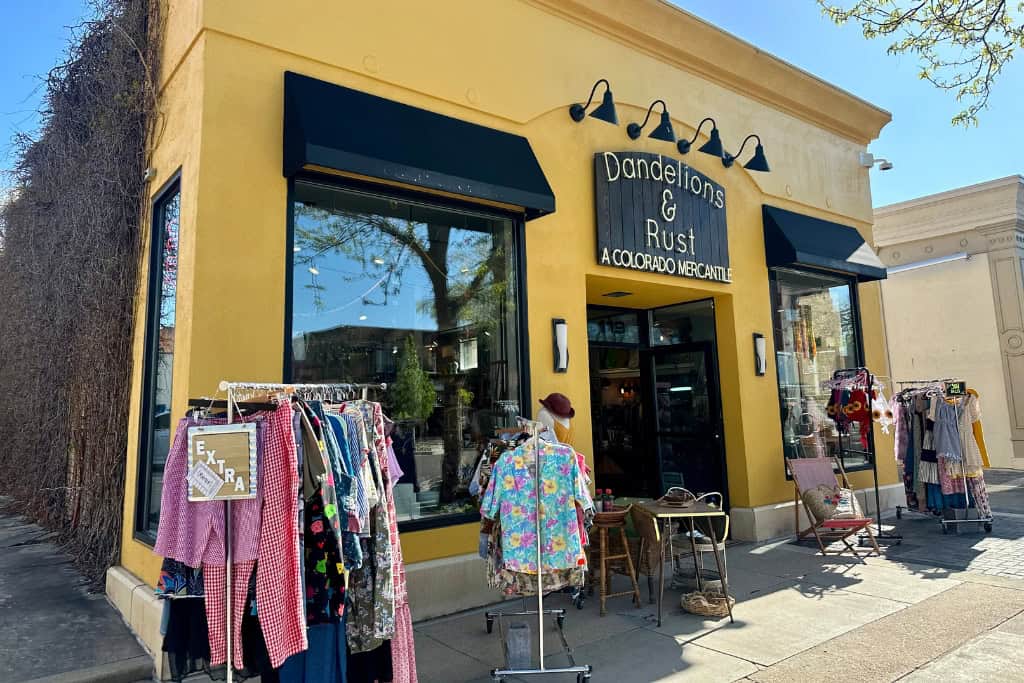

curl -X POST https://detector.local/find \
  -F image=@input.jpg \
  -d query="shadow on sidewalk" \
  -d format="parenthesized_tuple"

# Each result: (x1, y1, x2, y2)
(0, 511, 149, 682)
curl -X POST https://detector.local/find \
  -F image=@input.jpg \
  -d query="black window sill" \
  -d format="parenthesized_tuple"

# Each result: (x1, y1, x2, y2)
(133, 530, 157, 547)
(397, 510, 480, 533)
(784, 460, 876, 480)
(135, 512, 481, 551)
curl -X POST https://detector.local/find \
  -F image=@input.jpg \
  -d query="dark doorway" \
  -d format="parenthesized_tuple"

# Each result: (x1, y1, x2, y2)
(587, 300, 727, 504)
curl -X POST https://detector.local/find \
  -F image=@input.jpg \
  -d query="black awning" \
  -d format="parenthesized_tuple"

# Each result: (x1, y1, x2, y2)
(763, 205, 886, 281)
(283, 71, 555, 220)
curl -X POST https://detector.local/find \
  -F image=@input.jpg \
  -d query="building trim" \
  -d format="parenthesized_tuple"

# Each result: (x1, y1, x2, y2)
(526, 0, 891, 144)
(875, 175, 1024, 217)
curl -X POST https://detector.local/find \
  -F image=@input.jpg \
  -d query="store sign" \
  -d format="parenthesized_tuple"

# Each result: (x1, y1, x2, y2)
(594, 152, 731, 283)
(187, 423, 258, 501)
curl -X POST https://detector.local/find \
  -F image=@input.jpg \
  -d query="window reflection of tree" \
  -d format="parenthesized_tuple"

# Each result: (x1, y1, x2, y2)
(294, 202, 514, 503)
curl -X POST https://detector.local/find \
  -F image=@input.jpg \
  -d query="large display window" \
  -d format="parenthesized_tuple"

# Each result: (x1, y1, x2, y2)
(769, 267, 869, 473)
(287, 179, 527, 529)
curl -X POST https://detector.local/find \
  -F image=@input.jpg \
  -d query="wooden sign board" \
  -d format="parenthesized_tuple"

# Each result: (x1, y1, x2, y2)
(187, 423, 258, 501)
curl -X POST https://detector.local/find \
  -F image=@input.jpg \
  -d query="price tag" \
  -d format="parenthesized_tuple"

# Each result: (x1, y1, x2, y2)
(187, 423, 258, 501)
(187, 461, 225, 499)
(945, 381, 967, 397)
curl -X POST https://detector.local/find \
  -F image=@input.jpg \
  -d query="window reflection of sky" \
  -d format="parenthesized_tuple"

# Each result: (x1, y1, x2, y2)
(291, 213, 469, 336)
(292, 221, 437, 335)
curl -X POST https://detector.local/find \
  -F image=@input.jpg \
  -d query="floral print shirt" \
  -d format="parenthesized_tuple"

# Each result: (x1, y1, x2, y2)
(481, 440, 588, 573)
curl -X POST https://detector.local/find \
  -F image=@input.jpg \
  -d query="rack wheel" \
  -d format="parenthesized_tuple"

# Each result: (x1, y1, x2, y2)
(557, 614, 566, 630)
(985, 522, 993, 533)
(575, 594, 585, 609)
(485, 616, 494, 634)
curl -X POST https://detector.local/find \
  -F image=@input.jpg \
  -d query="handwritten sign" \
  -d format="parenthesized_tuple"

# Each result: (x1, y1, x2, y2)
(945, 381, 967, 397)
(187, 423, 258, 501)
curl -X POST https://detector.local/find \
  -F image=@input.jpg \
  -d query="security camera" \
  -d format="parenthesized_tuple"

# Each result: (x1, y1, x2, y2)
(858, 152, 893, 171)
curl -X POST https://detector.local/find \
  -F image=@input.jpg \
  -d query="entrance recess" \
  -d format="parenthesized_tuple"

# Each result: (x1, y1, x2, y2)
(588, 300, 726, 503)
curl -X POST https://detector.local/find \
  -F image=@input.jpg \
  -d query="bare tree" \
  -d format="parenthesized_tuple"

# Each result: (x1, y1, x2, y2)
(819, 0, 1023, 125)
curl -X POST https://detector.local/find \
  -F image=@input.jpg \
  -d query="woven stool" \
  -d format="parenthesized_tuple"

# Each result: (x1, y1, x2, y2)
(588, 507, 641, 616)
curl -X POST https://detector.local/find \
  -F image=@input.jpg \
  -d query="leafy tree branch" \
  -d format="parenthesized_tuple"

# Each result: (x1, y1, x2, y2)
(819, 0, 1022, 125)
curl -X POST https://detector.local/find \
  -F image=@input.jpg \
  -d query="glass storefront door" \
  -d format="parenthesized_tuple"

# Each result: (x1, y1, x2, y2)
(651, 344, 725, 502)
(587, 300, 727, 504)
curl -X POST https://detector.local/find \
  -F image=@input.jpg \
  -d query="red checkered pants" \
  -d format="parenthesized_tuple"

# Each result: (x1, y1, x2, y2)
(204, 561, 254, 670)
(204, 402, 307, 669)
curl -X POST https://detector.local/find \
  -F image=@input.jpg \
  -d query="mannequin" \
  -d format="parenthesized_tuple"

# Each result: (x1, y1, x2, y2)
(537, 393, 576, 447)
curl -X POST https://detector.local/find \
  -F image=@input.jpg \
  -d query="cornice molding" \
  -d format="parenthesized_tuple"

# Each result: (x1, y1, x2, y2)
(525, 0, 891, 144)
(875, 175, 1024, 217)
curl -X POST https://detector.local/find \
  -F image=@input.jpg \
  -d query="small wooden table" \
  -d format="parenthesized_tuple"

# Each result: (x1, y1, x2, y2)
(635, 500, 733, 627)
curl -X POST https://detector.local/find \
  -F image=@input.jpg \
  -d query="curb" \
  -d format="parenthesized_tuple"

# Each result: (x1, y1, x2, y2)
(22, 655, 153, 683)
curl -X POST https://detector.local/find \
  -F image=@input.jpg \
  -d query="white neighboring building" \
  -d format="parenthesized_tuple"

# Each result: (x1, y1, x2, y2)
(874, 175, 1024, 469)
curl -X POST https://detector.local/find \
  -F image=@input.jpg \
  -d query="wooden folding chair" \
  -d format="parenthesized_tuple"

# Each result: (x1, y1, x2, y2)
(790, 456, 881, 557)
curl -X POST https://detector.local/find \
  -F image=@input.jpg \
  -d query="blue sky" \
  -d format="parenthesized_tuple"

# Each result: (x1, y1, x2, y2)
(673, 0, 1024, 207)
(1, 1, 1021, 207)
(0, 1, 90, 195)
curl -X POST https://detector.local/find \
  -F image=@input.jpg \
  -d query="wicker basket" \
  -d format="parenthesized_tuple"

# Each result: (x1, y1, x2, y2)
(681, 590, 735, 618)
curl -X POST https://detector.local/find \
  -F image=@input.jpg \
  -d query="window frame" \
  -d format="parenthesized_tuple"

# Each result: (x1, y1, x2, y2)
(134, 170, 182, 543)
(767, 265, 871, 477)
(283, 171, 532, 533)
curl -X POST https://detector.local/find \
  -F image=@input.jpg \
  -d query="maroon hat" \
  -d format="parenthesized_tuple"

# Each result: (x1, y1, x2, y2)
(539, 392, 575, 419)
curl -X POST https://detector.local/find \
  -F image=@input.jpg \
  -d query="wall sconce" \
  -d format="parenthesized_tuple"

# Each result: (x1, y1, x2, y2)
(677, 117, 724, 157)
(553, 318, 569, 373)
(569, 79, 618, 125)
(627, 99, 675, 142)
(723, 134, 770, 172)
(753, 332, 767, 376)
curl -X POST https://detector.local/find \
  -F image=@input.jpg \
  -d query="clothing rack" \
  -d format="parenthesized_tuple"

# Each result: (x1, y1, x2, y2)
(200, 380, 387, 683)
(485, 418, 592, 683)
(217, 380, 387, 406)
(894, 379, 994, 534)
(829, 368, 903, 545)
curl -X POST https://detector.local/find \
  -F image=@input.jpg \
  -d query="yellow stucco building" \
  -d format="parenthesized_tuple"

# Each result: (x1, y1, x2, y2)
(107, 0, 899, 670)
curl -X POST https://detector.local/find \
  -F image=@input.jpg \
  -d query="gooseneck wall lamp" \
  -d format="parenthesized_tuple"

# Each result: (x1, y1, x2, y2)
(627, 99, 675, 142)
(723, 134, 770, 172)
(569, 79, 619, 125)
(676, 117, 724, 158)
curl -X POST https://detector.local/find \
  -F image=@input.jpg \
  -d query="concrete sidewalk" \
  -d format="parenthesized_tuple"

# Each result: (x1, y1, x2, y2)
(416, 510, 1024, 681)
(0, 508, 150, 683)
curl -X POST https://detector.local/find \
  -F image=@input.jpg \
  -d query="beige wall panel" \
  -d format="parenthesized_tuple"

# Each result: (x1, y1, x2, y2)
(881, 255, 1014, 467)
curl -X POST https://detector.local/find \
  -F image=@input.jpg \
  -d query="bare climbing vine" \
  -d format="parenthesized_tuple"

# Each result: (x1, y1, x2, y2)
(0, 0, 162, 588)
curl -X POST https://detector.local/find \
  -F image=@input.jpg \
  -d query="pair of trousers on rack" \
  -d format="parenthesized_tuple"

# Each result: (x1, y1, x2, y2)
(156, 402, 306, 670)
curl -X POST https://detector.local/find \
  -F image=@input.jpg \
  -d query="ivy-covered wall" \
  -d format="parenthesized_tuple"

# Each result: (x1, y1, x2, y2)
(0, 0, 161, 587)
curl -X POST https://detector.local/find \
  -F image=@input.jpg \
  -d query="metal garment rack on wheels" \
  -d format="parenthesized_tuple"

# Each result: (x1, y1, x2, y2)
(484, 419, 592, 683)
(195, 380, 387, 683)
(829, 367, 903, 546)
(893, 379, 994, 535)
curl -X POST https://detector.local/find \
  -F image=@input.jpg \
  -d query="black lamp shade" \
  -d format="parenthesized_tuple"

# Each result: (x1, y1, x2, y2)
(589, 89, 618, 125)
(744, 143, 770, 172)
(649, 110, 675, 142)
(698, 127, 724, 157)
